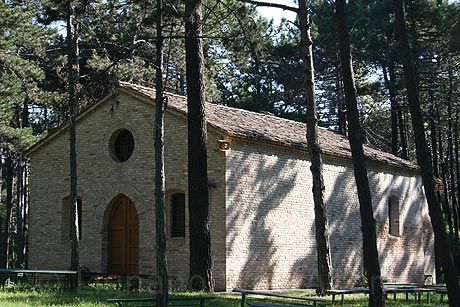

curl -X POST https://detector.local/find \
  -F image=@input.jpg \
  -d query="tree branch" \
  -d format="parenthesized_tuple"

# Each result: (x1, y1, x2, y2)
(241, 0, 298, 13)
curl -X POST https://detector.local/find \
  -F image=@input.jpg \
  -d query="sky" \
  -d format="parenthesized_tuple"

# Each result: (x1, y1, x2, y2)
(256, 0, 297, 24)
(257, 0, 460, 22)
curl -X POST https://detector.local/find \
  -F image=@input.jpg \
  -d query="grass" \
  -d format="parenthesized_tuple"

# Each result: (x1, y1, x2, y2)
(0, 286, 450, 307)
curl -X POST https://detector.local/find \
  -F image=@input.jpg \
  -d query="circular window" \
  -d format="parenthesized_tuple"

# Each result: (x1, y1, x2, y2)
(110, 129, 134, 162)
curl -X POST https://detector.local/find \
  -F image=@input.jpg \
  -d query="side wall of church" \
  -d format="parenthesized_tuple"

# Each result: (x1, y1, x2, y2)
(28, 92, 228, 290)
(225, 138, 434, 290)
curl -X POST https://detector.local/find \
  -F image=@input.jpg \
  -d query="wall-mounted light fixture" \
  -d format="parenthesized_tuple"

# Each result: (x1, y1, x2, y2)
(435, 183, 444, 191)
(434, 177, 444, 192)
(218, 139, 231, 151)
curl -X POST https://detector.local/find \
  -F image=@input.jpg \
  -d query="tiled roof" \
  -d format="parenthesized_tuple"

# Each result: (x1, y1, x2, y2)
(121, 82, 417, 170)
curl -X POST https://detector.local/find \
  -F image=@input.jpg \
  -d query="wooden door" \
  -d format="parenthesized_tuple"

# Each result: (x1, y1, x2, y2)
(108, 195, 139, 274)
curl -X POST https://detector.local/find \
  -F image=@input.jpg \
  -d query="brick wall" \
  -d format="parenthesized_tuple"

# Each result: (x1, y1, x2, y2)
(28, 90, 434, 292)
(225, 138, 434, 290)
(28, 91, 227, 290)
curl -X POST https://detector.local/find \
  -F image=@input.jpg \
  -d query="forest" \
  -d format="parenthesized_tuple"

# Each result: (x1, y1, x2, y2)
(0, 0, 460, 299)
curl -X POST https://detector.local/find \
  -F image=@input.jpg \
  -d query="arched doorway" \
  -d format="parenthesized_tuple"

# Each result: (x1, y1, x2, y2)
(108, 195, 139, 274)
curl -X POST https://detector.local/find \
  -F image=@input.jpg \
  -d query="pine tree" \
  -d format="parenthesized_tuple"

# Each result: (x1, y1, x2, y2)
(185, 0, 214, 292)
(335, 0, 385, 306)
(393, 0, 460, 305)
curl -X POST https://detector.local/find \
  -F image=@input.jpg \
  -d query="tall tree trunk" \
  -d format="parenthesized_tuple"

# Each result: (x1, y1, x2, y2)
(44, 105, 49, 132)
(154, 0, 169, 306)
(22, 100, 29, 127)
(397, 107, 408, 160)
(0, 216, 2, 269)
(336, 52, 346, 136)
(185, 0, 213, 292)
(0, 142, 2, 201)
(456, 108, 460, 241)
(430, 102, 439, 178)
(382, 64, 398, 157)
(0, 143, 3, 267)
(441, 161, 454, 235)
(390, 65, 409, 160)
(438, 105, 454, 234)
(393, 0, 460, 305)
(23, 161, 29, 268)
(429, 103, 443, 281)
(335, 1, 385, 306)
(447, 75, 459, 242)
(22, 101, 29, 265)
(67, 1, 80, 289)
(16, 154, 26, 267)
(3, 153, 14, 269)
(448, 138, 458, 242)
(16, 100, 28, 268)
(299, 0, 333, 294)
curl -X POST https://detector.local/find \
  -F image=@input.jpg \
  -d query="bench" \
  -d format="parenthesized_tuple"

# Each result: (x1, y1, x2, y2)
(232, 288, 326, 307)
(106, 296, 214, 307)
(436, 288, 448, 303)
(327, 284, 440, 306)
(384, 286, 436, 303)
(34, 272, 70, 287)
(0, 269, 77, 290)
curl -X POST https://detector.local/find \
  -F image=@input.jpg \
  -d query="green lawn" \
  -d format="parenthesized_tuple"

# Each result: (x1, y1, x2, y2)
(0, 288, 450, 307)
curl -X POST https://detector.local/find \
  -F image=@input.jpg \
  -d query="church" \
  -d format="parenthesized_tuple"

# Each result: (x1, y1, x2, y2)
(26, 82, 434, 291)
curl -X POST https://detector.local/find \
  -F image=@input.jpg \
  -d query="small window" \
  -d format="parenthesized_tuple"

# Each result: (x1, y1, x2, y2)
(389, 196, 400, 236)
(171, 193, 185, 237)
(110, 129, 134, 162)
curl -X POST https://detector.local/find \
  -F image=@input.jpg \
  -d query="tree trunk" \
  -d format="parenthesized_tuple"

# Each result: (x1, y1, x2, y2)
(429, 103, 443, 281)
(448, 140, 458, 243)
(447, 75, 459, 241)
(3, 153, 14, 269)
(154, 0, 169, 306)
(185, 0, 214, 292)
(387, 62, 409, 161)
(299, 0, 333, 294)
(382, 64, 398, 157)
(438, 103, 454, 234)
(0, 216, 2, 269)
(67, 1, 80, 289)
(0, 143, 3, 267)
(0, 142, 2, 201)
(44, 105, 49, 132)
(397, 107, 408, 160)
(429, 103, 439, 178)
(336, 52, 346, 136)
(18, 100, 29, 268)
(16, 154, 26, 267)
(335, 1, 385, 306)
(393, 0, 460, 305)
(456, 108, 460, 241)
(23, 161, 29, 268)
(441, 161, 454, 235)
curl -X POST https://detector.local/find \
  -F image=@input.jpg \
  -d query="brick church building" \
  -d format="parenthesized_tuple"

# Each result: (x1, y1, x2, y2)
(26, 82, 434, 291)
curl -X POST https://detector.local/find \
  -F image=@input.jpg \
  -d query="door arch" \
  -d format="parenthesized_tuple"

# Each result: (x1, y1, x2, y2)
(108, 195, 139, 274)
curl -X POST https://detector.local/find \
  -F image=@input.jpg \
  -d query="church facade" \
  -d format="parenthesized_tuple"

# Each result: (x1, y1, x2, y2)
(26, 82, 434, 291)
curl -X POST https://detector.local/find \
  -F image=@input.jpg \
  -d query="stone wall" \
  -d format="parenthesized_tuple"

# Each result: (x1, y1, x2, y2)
(225, 138, 434, 290)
